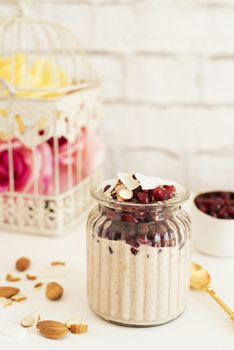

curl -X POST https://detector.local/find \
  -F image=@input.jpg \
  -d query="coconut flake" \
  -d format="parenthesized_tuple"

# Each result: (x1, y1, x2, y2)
(118, 172, 140, 190)
(135, 173, 175, 190)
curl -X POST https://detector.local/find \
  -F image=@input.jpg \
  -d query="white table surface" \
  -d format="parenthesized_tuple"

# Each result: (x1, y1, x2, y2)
(0, 210, 234, 349)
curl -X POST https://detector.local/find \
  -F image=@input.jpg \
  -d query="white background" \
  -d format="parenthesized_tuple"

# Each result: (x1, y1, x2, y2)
(0, 0, 234, 190)
(0, 1, 234, 348)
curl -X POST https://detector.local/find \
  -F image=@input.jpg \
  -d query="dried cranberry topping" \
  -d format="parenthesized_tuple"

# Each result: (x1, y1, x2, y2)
(151, 187, 166, 201)
(195, 191, 234, 219)
(130, 247, 139, 255)
(137, 191, 150, 204)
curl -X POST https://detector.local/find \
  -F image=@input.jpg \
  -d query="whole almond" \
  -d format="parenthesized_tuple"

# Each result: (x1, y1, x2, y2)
(37, 320, 68, 339)
(69, 324, 88, 334)
(16, 257, 31, 272)
(46, 282, 63, 301)
(0, 286, 20, 298)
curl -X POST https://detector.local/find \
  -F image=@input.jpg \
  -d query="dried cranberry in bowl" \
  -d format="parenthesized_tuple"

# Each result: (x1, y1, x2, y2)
(194, 191, 234, 220)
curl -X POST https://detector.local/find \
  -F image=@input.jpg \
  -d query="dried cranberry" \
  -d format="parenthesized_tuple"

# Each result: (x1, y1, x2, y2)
(163, 190, 174, 200)
(163, 185, 176, 193)
(151, 187, 166, 201)
(137, 191, 150, 204)
(126, 236, 139, 248)
(220, 192, 231, 200)
(132, 187, 141, 199)
(228, 206, 234, 217)
(218, 208, 229, 219)
(137, 238, 152, 246)
(210, 203, 221, 215)
(197, 204, 207, 213)
(137, 223, 149, 235)
(121, 214, 136, 223)
(130, 247, 139, 255)
(195, 191, 234, 219)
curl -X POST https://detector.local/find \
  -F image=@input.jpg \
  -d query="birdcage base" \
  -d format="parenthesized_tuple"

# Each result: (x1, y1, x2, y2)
(0, 169, 102, 237)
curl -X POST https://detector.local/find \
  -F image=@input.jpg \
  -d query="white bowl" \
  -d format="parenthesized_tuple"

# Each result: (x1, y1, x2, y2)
(192, 193, 234, 257)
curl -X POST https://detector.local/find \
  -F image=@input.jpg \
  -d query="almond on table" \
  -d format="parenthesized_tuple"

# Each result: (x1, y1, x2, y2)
(0, 286, 20, 298)
(16, 257, 31, 272)
(46, 282, 63, 301)
(37, 320, 68, 340)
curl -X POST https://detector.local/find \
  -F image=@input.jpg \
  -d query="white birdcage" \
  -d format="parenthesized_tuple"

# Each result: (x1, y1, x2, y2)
(0, 3, 104, 236)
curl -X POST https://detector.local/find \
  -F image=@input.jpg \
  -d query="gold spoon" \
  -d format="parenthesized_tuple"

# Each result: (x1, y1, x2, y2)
(190, 262, 234, 321)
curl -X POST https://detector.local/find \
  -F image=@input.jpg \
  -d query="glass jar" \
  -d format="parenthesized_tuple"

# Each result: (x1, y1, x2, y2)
(87, 183, 191, 326)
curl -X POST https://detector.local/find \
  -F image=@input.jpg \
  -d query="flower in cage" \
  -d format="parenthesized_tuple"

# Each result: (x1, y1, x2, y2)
(46, 127, 105, 193)
(0, 140, 53, 194)
(83, 128, 105, 178)
(47, 129, 86, 192)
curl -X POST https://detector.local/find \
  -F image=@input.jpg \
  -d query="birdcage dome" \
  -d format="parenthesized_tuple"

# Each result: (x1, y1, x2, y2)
(0, 9, 98, 99)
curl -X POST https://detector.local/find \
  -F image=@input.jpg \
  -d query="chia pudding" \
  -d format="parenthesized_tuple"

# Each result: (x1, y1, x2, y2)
(87, 173, 191, 326)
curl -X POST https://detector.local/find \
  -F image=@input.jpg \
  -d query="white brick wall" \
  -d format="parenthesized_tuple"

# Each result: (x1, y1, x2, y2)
(0, 0, 234, 190)
(126, 55, 199, 103)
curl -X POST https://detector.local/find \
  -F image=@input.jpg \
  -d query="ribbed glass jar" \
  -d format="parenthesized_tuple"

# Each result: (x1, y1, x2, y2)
(87, 183, 191, 326)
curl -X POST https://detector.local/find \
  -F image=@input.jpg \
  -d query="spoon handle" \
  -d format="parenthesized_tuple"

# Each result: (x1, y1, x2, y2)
(206, 286, 233, 318)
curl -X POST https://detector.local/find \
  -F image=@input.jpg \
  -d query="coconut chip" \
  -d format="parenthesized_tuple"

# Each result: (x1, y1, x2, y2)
(118, 172, 140, 190)
(135, 173, 175, 190)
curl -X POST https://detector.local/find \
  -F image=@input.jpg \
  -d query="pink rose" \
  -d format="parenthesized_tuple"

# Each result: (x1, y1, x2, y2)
(82, 128, 105, 178)
(47, 128, 105, 192)
(0, 140, 53, 194)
